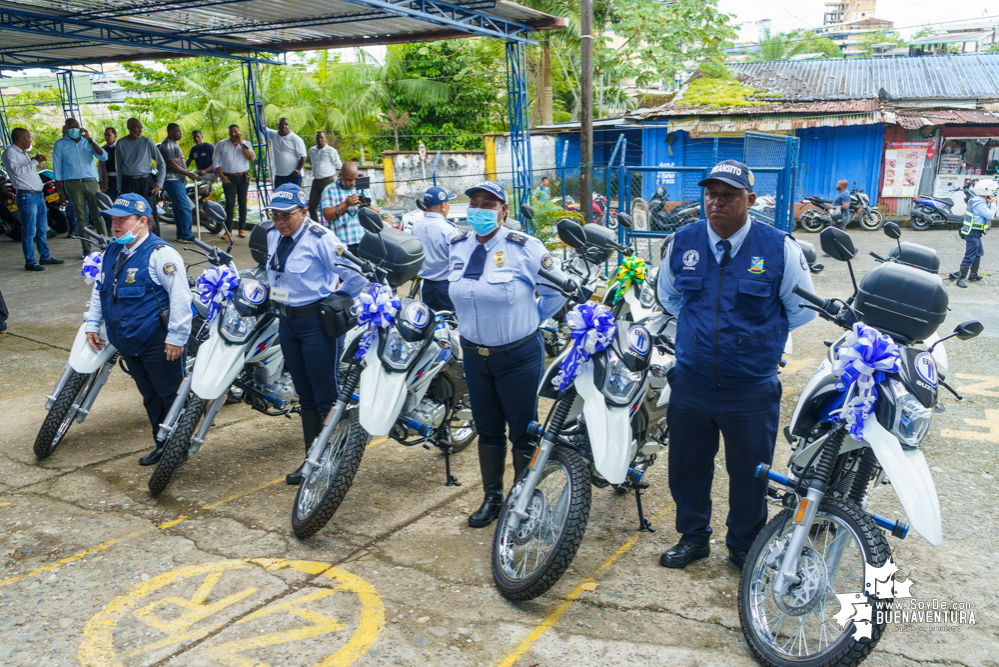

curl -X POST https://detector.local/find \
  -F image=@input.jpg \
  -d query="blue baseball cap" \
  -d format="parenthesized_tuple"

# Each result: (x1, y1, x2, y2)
(464, 180, 507, 203)
(424, 186, 457, 205)
(104, 193, 153, 217)
(264, 183, 309, 211)
(698, 159, 755, 192)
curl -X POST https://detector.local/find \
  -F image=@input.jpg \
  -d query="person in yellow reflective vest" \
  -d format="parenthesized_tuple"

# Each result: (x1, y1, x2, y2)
(949, 179, 998, 288)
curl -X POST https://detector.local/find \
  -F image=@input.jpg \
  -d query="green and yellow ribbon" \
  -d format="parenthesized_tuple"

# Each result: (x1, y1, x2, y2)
(613, 256, 647, 303)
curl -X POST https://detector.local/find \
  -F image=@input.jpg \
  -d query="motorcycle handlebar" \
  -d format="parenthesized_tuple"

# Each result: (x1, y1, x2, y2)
(83, 227, 105, 241)
(793, 285, 841, 316)
(870, 251, 887, 263)
(538, 267, 570, 292)
(192, 238, 214, 253)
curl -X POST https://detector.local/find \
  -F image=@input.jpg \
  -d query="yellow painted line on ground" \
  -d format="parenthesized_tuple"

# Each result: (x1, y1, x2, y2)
(0, 502, 10, 506)
(202, 477, 285, 510)
(0, 516, 189, 588)
(493, 502, 674, 667)
(367, 436, 387, 448)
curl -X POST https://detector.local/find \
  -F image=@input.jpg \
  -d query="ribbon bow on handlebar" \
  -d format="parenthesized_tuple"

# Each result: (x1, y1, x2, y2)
(831, 323, 901, 441)
(553, 303, 616, 391)
(352, 283, 401, 360)
(196, 265, 240, 322)
(81, 251, 103, 285)
(613, 256, 647, 304)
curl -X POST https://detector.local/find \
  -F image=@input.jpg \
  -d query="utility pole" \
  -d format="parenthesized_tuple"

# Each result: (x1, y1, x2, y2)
(580, 0, 593, 224)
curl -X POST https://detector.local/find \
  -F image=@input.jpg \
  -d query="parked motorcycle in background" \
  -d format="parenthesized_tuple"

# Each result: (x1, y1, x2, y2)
(910, 185, 975, 231)
(738, 226, 982, 667)
(158, 179, 225, 235)
(600, 214, 657, 322)
(0, 167, 67, 240)
(800, 184, 884, 233)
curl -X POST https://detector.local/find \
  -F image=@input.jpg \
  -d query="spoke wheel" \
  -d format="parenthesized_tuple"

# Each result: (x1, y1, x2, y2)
(492, 445, 591, 601)
(34, 371, 92, 460)
(291, 407, 367, 538)
(148, 397, 206, 496)
(445, 392, 476, 453)
(738, 498, 890, 667)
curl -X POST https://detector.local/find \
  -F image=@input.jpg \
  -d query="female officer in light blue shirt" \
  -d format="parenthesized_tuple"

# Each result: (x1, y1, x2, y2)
(448, 181, 568, 527)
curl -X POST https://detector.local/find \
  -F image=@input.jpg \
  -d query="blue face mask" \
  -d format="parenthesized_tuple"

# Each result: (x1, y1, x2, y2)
(68, 128, 82, 140)
(467, 208, 499, 236)
(115, 220, 142, 245)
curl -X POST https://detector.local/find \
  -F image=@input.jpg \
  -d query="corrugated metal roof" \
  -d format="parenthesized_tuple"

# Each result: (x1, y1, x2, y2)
(731, 55, 999, 101)
(0, 0, 564, 68)
(665, 111, 896, 134)
(896, 109, 999, 129)
(631, 99, 878, 119)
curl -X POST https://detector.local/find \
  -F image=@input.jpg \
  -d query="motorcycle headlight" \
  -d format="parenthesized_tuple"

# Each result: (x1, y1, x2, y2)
(888, 379, 932, 447)
(638, 280, 656, 308)
(381, 327, 423, 370)
(219, 304, 259, 343)
(601, 349, 644, 406)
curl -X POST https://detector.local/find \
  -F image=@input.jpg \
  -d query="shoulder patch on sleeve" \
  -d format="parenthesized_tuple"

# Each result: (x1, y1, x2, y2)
(309, 224, 327, 236)
(506, 231, 528, 246)
(799, 250, 809, 271)
(541, 253, 554, 270)
(451, 231, 470, 244)
(163, 262, 177, 275)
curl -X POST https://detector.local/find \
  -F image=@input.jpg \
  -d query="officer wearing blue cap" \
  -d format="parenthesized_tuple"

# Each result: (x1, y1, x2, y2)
(83, 193, 193, 465)
(411, 186, 459, 312)
(655, 159, 816, 570)
(449, 180, 569, 527)
(263, 183, 367, 485)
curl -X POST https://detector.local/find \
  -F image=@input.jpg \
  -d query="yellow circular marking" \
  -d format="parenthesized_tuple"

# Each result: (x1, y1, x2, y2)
(79, 558, 384, 667)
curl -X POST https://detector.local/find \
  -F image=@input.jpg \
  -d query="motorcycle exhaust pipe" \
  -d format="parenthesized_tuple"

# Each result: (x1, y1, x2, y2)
(755, 463, 909, 539)
(909, 208, 931, 222)
(45, 363, 74, 411)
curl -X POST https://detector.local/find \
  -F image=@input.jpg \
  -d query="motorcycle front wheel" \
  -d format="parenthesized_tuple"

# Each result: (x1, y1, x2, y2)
(738, 497, 890, 667)
(858, 208, 884, 231)
(34, 370, 91, 459)
(800, 210, 826, 233)
(492, 445, 592, 601)
(291, 407, 367, 538)
(148, 397, 207, 496)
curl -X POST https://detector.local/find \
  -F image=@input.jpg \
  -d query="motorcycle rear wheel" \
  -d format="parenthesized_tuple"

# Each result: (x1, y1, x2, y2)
(34, 371, 91, 460)
(492, 444, 591, 601)
(800, 210, 826, 233)
(196, 209, 224, 235)
(445, 392, 476, 453)
(738, 497, 890, 667)
(148, 397, 207, 496)
(291, 407, 367, 538)
(858, 208, 884, 231)
(908, 215, 933, 231)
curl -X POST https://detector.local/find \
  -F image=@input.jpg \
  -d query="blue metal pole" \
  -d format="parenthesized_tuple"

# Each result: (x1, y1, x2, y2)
(0, 85, 10, 147)
(505, 41, 532, 225)
(619, 140, 628, 253)
(243, 61, 270, 219)
(559, 139, 568, 208)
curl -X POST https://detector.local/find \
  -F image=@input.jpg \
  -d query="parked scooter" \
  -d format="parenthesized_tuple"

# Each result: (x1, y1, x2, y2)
(647, 186, 699, 233)
(800, 184, 884, 232)
(910, 185, 973, 231)
(290, 209, 475, 538)
(490, 218, 673, 601)
(158, 179, 227, 235)
(738, 226, 982, 667)
(0, 167, 67, 240)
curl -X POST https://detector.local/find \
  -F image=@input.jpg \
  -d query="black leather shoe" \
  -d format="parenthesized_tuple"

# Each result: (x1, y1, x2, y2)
(286, 463, 305, 486)
(729, 549, 748, 570)
(659, 540, 710, 569)
(468, 492, 504, 527)
(24, 263, 45, 272)
(40, 258, 65, 265)
(139, 443, 167, 466)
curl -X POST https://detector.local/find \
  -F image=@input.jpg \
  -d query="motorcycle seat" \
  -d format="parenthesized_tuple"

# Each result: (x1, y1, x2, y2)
(938, 198, 953, 207)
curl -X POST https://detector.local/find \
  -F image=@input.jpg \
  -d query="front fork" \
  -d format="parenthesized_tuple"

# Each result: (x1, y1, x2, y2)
(74, 358, 116, 424)
(156, 375, 194, 442)
(506, 387, 576, 532)
(302, 361, 363, 477)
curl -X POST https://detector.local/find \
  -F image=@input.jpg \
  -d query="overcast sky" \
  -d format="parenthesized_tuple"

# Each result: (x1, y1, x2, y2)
(719, 0, 995, 40)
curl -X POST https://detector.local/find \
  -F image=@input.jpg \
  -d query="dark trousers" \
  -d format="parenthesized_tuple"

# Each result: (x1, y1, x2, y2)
(961, 231, 984, 268)
(0, 286, 8, 329)
(279, 312, 343, 415)
(666, 368, 782, 552)
(463, 332, 544, 454)
(309, 176, 335, 222)
(122, 332, 185, 445)
(274, 173, 302, 189)
(119, 175, 159, 230)
(65, 179, 105, 254)
(222, 173, 249, 231)
(421, 279, 454, 313)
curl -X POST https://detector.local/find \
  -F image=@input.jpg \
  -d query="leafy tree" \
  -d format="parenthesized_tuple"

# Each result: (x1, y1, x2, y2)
(748, 29, 843, 62)
(4, 89, 63, 157)
(857, 30, 906, 57)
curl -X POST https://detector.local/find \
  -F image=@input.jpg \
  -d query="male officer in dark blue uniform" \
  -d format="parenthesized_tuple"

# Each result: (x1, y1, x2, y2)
(84, 193, 192, 465)
(656, 160, 816, 569)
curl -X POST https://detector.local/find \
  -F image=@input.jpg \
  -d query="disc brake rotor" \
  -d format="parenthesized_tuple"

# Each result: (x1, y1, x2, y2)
(772, 546, 828, 617)
(508, 488, 546, 546)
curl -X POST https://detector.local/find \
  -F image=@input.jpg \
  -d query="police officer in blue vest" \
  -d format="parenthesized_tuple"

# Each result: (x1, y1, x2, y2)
(656, 160, 816, 569)
(412, 186, 459, 312)
(264, 183, 367, 485)
(948, 179, 997, 287)
(84, 193, 192, 465)
(449, 181, 569, 527)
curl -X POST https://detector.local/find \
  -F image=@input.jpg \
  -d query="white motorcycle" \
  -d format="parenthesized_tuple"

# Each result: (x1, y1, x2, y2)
(291, 211, 475, 538)
(491, 220, 675, 601)
(148, 227, 296, 496)
(738, 227, 982, 667)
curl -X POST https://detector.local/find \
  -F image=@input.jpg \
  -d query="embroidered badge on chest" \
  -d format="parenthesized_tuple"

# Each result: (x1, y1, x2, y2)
(493, 251, 505, 267)
(749, 256, 765, 274)
(682, 249, 699, 270)
(125, 268, 139, 283)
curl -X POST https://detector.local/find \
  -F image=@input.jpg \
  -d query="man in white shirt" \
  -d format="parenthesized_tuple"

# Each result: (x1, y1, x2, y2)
(307, 131, 342, 222)
(212, 124, 256, 238)
(1, 127, 63, 270)
(265, 117, 307, 189)
(411, 186, 459, 312)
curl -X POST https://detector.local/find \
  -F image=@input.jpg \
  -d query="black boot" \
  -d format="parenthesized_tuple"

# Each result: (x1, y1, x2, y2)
(969, 259, 983, 282)
(512, 449, 532, 482)
(287, 409, 323, 485)
(469, 443, 506, 528)
(139, 440, 167, 466)
(957, 266, 970, 288)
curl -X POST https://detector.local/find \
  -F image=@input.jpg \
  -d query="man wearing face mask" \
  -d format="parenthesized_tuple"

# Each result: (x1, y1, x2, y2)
(448, 181, 569, 527)
(83, 193, 192, 466)
(320, 161, 379, 256)
(53, 118, 108, 256)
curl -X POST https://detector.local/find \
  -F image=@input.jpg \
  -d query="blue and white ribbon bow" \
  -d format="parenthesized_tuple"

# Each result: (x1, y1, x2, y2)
(831, 323, 901, 440)
(196, 265, 240, 322)
(81, 251, 103, 285)
(353, 283, 401, 360)
(553, 303, 617, 391)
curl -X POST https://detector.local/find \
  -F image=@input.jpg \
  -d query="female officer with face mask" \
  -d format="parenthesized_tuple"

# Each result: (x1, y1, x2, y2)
(448, 181, 569, 527)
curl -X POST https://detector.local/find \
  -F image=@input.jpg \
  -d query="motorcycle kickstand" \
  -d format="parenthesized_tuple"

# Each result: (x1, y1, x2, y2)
(426, 438, 461, 487)
(634, 485, 655, 533)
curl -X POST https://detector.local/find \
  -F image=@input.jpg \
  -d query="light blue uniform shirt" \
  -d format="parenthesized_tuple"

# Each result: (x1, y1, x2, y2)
(412, 212, 458, 281)
(657, 217, 817, 332)
(265, 219, 367, 307)
(448, 226, 568, 347)
(968, 195, 998, 229)
(52, 136, 107, 181)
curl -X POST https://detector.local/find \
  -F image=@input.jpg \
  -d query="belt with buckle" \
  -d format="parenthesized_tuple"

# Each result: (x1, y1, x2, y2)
(16, 189, 42, 194)
(65, 177, 96, 182)
(276, 301, 322, 318)
(460, 332, 537, 356)
(223, 172, 247, 177)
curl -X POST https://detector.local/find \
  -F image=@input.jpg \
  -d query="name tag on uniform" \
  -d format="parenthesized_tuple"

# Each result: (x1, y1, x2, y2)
(270, 287, 290, 304)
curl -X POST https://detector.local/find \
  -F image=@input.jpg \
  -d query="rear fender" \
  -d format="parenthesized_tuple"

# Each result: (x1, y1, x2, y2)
(70, 322, 116, 374)
(575, 363, 634, 484)
(357, 345, 408, 436)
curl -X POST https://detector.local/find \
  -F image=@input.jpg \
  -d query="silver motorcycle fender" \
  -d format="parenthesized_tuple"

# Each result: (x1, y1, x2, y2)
(357, 343, 408, 437)
(190, 319, 257, 399)
(69, 321, 116, 374)
(575, 363, 635, 485)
